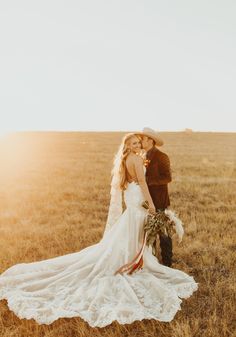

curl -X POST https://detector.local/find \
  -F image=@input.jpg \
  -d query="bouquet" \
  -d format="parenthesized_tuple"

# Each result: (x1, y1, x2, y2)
(142, 200, 184, 258)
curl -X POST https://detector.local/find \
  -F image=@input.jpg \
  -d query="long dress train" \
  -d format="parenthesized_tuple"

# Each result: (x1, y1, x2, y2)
(0, 182, 198, 328)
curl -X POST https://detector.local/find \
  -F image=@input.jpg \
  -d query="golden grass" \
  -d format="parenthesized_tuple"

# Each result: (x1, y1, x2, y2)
(0, 131, 235, 337)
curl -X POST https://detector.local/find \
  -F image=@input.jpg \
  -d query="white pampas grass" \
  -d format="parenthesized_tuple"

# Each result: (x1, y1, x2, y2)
(164, 209, 184, 243)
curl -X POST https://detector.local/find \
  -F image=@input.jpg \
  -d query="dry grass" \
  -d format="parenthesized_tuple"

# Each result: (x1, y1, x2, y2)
(0, 131, 235, 337)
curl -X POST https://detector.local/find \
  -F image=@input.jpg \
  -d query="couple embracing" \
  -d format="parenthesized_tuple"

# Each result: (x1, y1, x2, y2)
(105, 127, 173, 268)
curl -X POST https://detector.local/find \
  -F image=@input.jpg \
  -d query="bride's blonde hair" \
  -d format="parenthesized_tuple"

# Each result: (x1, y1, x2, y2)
(111, 133, 141, 191)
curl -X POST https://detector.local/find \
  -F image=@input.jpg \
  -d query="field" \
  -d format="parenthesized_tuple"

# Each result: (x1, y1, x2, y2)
(0, 131, 235, 337)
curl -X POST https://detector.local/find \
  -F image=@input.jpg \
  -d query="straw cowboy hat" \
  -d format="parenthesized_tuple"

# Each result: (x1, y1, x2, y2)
(137, 127, 164, 146)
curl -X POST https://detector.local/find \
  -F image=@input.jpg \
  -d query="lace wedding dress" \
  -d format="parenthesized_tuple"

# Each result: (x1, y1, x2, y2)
(0, 182, 198, 328)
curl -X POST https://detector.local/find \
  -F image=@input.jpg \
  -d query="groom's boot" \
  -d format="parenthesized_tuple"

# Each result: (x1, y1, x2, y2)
(159, 234, 173, 267)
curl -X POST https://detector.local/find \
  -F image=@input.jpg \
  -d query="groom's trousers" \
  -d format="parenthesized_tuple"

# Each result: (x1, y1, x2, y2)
(148, 185, 173, 267)
(159, 231, 173, 267)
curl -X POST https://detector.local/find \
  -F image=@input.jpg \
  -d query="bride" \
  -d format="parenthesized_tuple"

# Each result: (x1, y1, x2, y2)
(0, 132, 198, 328)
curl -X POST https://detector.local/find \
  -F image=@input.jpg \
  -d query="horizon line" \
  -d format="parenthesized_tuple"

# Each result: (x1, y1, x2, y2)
(3, 129, 236, 134)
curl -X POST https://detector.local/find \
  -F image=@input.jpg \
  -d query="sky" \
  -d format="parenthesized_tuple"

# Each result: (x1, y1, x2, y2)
(0, 0, 236, 133)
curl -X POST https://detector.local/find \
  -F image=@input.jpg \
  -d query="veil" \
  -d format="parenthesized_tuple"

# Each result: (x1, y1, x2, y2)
(102, 140, 124, 237)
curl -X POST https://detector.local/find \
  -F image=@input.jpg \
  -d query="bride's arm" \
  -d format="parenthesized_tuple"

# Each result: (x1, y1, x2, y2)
(133, 156, 155, 212)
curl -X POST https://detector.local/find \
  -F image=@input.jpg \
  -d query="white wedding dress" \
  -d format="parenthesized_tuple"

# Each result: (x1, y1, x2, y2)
(0, 182, 198, 328)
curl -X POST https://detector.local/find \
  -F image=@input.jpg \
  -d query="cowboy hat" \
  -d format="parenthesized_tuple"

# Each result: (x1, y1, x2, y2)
(136, 127, 164, 146)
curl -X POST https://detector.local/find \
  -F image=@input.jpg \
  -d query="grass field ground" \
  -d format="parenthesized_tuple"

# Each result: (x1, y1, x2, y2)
(0, 131, 235, 337)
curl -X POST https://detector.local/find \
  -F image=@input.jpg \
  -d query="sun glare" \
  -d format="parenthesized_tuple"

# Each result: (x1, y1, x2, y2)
(0, 129, 10, 139)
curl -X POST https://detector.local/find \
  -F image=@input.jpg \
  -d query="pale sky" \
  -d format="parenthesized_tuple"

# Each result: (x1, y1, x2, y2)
(0, 0, 236, 133)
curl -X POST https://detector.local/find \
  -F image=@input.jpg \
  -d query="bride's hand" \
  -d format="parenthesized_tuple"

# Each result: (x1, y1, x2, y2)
(149, 204, 156, 214)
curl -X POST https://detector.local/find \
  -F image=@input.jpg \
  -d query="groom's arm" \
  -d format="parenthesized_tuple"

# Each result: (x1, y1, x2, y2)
(156, 153, 172, 185)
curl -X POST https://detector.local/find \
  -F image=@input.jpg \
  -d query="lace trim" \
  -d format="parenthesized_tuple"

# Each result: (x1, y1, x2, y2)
(0, 272, 198, 328)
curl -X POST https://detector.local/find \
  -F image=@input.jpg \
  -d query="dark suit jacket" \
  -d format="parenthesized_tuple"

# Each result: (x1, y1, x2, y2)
(145, 146, 172, 209)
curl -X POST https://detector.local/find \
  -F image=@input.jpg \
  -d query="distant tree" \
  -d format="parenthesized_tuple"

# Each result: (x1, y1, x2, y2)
(184, 128, 193, 133)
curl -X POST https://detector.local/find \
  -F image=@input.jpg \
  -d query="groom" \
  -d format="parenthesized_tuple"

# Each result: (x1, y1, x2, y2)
(138, 127, 173, 267)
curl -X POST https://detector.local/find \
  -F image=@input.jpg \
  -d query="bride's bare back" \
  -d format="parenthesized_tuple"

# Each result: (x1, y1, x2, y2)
(125, 153, 139, 183)
(125, 153, 155, 210)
